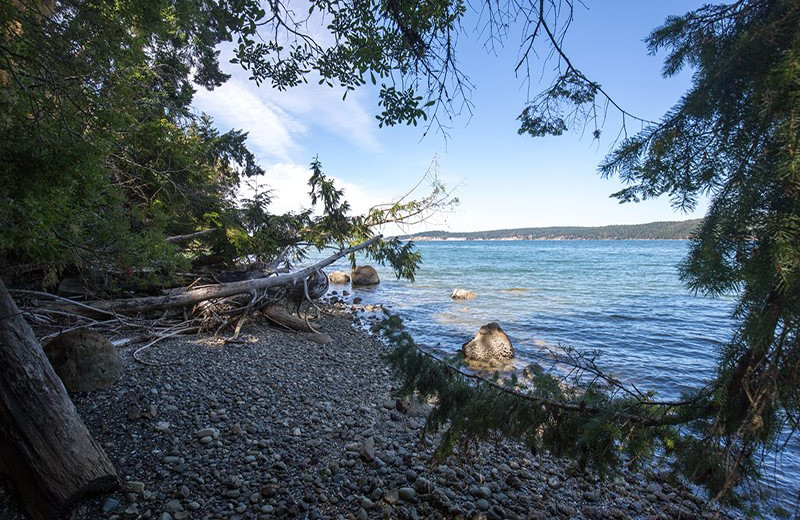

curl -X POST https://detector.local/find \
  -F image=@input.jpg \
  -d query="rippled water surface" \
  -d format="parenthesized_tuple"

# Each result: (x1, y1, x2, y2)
(320, 240, 798, 514)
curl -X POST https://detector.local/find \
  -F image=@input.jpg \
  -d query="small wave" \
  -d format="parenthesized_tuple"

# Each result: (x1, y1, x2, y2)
(432, 312, 475, 327)
(605, 313, 641, 322)
(500, 287, 530, 293)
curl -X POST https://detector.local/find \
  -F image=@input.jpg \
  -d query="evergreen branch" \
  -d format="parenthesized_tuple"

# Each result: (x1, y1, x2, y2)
(381, 313, 702, 427)
(532, 0, 654, 127)
(379, 313, 772, 504)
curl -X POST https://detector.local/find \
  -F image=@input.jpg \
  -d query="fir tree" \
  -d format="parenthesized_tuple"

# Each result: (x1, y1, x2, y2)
(0, 0, 457, 288)
(386, 0, 800, 509)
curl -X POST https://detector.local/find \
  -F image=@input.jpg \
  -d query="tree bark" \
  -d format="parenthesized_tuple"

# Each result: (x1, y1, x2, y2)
(165, 228, 218, 244)
(263, 306, 319, 333)
(45, 236, 380, 317)
(0, 278, 117, 520)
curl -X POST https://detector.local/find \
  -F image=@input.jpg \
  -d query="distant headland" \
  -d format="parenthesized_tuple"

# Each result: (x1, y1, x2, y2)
(401, 219, 703, 241)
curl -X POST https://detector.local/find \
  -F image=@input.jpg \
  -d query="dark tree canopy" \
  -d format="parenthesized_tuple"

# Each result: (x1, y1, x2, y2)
(0, 0, 456, 290)
(523, 0, 800, 502)
(605, 2, 800, 503)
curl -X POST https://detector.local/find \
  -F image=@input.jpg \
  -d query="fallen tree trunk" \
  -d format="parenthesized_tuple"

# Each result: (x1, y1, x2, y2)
(165, 228, 219, 243)
(44, 236, 379, 317)
(0, 278, 118, 520)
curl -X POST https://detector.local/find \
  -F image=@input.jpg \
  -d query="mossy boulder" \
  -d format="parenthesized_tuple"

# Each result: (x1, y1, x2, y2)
(44, 329, 122, 392)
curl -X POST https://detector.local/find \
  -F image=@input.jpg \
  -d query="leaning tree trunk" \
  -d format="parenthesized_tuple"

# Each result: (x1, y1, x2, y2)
(0, 278, 117, 519)
(44, 235, 381, 318)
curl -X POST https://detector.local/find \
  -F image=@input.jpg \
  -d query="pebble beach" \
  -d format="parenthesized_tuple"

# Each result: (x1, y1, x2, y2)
(0, 303, 733, 520)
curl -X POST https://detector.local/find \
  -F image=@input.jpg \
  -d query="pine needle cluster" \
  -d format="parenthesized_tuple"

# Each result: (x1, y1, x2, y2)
(381, 312, 768, 508)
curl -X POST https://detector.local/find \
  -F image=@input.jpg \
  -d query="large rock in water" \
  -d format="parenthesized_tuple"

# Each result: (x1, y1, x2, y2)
(462, 322, 514, 363)
(351, 265, 380, 286)
(451, 288, 476, 300)
(328, 271, 351, 284)
(44, 329, 122, 392)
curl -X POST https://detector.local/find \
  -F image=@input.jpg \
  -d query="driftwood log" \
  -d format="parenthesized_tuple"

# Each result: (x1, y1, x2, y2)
(165, 228, 219, 243)
(44, 237, 379, 318)
(263, 306, 320, 333)
(0, 278, 118, 520)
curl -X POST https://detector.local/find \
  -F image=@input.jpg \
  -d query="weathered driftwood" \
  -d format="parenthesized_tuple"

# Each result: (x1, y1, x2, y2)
(165, 228, 219, 243)
(0, 278, 118, 520)
(284, 268, 329, 311)
(263, 306, 320, 333)
(46, 237, 379, 317)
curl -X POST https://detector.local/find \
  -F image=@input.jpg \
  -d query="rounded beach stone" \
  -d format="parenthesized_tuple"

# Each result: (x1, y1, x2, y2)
(461, 322, 514, 363)
(451, 288, 477, 300)
(43, 329, 122, 392)
(351, 266, 380, 286)
(328, 271, 351, 284)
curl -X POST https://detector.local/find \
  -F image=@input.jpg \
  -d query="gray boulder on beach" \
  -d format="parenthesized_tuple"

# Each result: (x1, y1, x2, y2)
(462, 322, 514, 363)
(328, 271, 351, 284)
(451, 288, 476, 300)
(43, 329, 122, 392)
(351, 265, 380, 286)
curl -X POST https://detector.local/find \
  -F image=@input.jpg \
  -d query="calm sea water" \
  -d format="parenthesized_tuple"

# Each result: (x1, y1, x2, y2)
(320, 240, 798, 515)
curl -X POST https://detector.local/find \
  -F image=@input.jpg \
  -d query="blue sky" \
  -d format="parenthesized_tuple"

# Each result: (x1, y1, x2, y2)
(193, 1, 707, 233)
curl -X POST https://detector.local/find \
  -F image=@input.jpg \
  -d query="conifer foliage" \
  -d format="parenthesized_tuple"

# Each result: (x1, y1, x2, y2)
(383, 314, 695, 475)
(0, 0, 456, 289)
(390, 0, 800, 508)
(602, 1, 800, 504)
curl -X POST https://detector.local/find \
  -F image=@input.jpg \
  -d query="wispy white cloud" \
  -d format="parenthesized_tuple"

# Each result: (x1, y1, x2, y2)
(193, 79, 304, 163)
(191, 42, 399, 230)
(236, 159, 464, 238)
(239, 162, 389, 218)
(192, 70, 380, 163)
(271, 82, 380, 152)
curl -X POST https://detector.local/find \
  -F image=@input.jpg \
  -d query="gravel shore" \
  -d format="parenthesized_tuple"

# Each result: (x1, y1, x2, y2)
(0, 305, 733, 520)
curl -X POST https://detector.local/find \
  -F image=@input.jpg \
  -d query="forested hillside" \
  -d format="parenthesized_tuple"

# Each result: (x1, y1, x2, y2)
(406, 219, 702, 240)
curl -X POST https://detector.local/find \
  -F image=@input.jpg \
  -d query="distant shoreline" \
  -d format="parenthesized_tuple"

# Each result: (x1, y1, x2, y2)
(407, 237, 690, 242)
(399, 218, 702, 242)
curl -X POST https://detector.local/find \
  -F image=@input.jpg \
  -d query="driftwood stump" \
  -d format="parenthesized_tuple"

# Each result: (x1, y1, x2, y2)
(0, 278, 117, 519)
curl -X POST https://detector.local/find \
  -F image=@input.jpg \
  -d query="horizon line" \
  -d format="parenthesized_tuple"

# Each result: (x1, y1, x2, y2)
(400, 218, 703, 236)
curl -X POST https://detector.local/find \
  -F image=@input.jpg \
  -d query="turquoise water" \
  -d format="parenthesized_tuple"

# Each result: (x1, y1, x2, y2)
(320, 240, 798, 514)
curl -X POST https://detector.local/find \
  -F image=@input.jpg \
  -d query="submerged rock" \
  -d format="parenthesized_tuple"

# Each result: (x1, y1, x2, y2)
(523, 362, 545, 379)
(44, 329, 122, 392)
(461, 322, 514, 363)
(328, 271, 351, 284)
(351, 266, 380, 286)
(451, 288, 476, 300)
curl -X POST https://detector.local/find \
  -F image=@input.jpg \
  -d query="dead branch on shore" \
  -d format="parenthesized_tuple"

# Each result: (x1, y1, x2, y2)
(11, 236, 380, 364)
(39, 236, 377, 316)
(165, 229, 219, 243)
